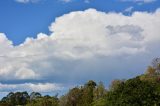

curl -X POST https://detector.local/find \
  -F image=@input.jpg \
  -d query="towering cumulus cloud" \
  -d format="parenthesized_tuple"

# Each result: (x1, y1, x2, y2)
(0, 8, 160, 93)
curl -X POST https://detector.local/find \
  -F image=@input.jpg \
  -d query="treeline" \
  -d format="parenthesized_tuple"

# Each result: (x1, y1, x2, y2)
(0, 58, 160, 106)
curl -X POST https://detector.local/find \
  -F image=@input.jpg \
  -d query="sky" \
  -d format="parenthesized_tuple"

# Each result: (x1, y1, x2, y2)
(0, 0, 160, 98)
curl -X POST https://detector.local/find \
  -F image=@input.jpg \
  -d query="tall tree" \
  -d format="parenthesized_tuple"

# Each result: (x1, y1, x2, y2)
(152, 58, 160, 73)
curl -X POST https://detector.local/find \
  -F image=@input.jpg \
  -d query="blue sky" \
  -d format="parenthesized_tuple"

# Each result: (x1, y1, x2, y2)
(0, 0, 160, 98)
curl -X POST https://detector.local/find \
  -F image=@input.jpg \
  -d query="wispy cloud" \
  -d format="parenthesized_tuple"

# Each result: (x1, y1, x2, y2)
(124, 6, 134, 13)
(15, 0, 40, 4)
(84, 0, 91, 3)
(60, 0, 93, 3)
(59, 0, 72, 3)
(120, 0, 156, 3)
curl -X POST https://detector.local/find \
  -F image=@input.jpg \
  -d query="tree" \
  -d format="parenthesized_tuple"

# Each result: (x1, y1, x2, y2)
(1, 92, 30, 106)
(30, 92, 41, 101)
(85, 80, 97, 88)
(146, 66, 156, 75)
(14, 91, 29, 105)
(92, 82, 107, 106)
(94, 82, 107, 100)
(6, 92, 16, 105)
(92, 98, 107, 106)
(59, 95, 68, 106)
(152, 58, 160, 73)
(109, 79, 124, 91)
(81, 80, 97, 106)
(66, 87, 82, 106)
(106, 77, 160, 106)
(60, 80, 97, 106)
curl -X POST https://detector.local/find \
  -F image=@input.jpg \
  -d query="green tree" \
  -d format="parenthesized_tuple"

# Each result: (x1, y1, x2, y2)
(146, 66, 156, 75)
(66, 87, 82, 106)
(59, 95, 68, 106)
(93, 82, 107, 100)
(106, 77, 160, 106)
(109, 79, 124, 91)
(81, 80, 97, 106)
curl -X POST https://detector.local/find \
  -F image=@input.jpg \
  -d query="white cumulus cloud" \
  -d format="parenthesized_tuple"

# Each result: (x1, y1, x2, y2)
(0, 9, 160, 93)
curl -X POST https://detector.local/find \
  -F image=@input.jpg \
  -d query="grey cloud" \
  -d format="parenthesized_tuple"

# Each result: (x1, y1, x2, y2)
(106, 25, 144, 40)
